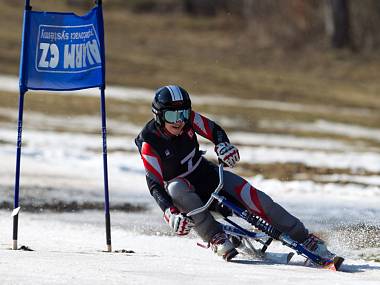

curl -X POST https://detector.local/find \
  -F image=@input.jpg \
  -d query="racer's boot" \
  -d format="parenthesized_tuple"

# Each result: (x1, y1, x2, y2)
(210, 232, 238, 261)
(229, 235, 243, 249)
(302, 233, 335, 260)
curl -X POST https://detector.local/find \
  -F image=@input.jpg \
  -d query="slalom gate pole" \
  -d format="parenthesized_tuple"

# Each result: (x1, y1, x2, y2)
(100, 87, 112, 252)
(12, 0, 32, 250)
(12, 92, 26, 250)
(96, 0, 112, 252)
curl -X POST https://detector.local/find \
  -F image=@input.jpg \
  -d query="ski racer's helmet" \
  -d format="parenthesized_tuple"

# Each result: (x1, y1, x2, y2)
(152, 85, 192, 125)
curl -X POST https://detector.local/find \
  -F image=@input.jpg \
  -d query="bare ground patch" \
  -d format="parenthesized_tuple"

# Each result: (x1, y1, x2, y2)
(235, 162, 379, 182)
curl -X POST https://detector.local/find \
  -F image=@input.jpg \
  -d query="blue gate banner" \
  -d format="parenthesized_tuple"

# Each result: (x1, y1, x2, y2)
(20, 7, 105, 91)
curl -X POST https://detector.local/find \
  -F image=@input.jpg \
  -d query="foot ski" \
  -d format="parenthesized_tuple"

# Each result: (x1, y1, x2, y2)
(305, 255, 345, 271)
(323, 256, 345, 271)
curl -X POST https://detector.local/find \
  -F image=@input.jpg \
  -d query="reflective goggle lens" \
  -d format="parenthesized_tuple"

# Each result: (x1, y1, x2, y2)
(164, 109, 190, 123)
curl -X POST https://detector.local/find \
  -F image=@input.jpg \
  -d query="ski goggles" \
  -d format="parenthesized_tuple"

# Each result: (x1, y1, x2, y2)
(163, 109, 191, 124)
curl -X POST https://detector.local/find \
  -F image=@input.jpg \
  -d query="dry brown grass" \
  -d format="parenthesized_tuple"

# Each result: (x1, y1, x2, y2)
(0, 1, 379, 159)
(0, 1, 380, 111)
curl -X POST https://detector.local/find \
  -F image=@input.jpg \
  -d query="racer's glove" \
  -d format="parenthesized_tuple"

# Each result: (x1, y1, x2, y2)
(215, 142, 240, 168)
(164, 207, 194, 236)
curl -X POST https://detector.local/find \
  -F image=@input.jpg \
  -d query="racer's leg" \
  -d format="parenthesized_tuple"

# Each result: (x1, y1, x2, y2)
(166, 177, 222, 242)
(222, 170, 308, 243)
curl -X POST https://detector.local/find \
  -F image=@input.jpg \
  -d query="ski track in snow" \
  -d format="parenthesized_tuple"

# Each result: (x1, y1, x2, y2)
(0, 74, 380, 284)
(1, 211, 380, 285)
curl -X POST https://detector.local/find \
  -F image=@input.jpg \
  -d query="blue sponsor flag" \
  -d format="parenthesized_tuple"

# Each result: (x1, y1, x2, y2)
(20, 6, 105, 91)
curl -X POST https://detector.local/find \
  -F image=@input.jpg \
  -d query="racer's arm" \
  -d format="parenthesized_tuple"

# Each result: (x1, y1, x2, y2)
(138, 141, 172, 211)
(136, 140, 194, 235)
(190, 110, 229, 144)
(190, 111, 240, 167)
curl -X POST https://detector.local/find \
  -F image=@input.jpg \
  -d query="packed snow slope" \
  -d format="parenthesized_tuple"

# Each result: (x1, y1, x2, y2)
(1, 211, 380, 285)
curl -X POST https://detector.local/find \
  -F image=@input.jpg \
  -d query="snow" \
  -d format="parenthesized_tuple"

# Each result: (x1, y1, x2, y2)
(1, 211, 380, 284)
(261, 119, 380, 143)
(239, 145, 380, 172)
(1, 211, 380, 285)
(0, 75, 380, 284)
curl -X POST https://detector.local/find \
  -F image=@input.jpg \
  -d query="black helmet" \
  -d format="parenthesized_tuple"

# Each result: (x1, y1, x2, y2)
(152, 85, 192, 125)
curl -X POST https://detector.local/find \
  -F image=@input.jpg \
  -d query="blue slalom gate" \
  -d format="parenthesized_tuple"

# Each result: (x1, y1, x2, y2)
(14, 0, 112, 251)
